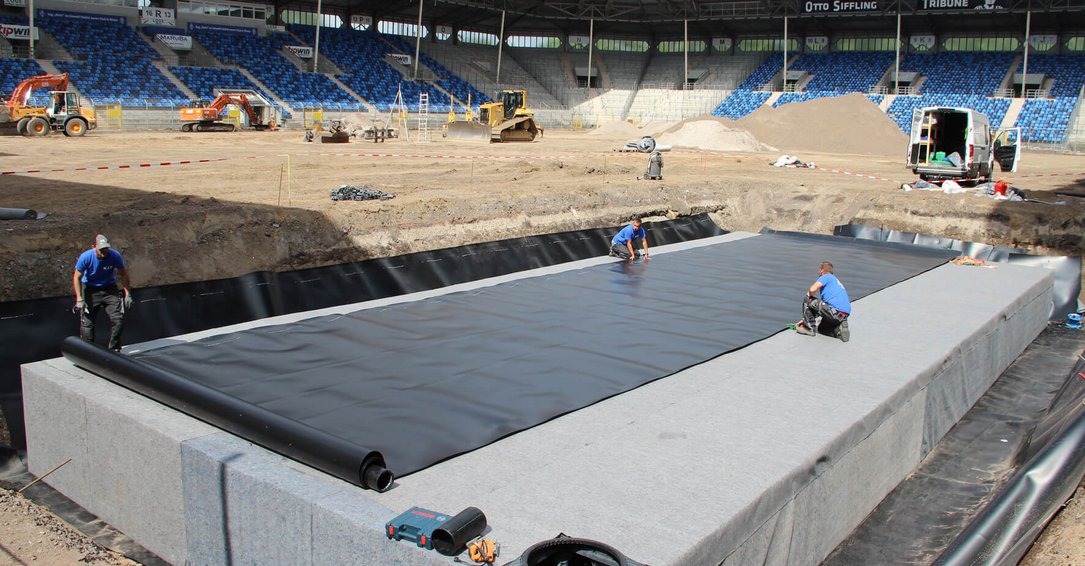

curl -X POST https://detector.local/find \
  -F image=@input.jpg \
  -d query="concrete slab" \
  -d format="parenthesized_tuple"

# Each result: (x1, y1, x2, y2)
(22, 234, 1053, 565)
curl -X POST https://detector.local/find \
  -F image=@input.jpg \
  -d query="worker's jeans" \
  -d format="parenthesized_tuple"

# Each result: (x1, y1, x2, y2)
(610, 238, 644, 260)
(80, 284, 125, 351)
(802, 295, 848, 336)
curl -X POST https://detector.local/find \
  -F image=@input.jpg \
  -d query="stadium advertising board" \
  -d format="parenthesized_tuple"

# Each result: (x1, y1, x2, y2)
(712, 37, 732, 52)
(141, 7, 175, 27)
(910, 34, 936, 51)
(188, 22, 257, 36)
(157, 34, 192, 50)
(801, 0, 881, 13)
(390, 53, 411, 65)
(1028, 34, 1058, 51)
(918, 0, 1008, 8)
(287, 45, 313, 59)
(37, 9, 125, 24)
(350, 15, 372, 28)
(0, 24, 38, 41)
(267, 24, 286, 32)
(806, 36, 829, 51)
(3, 0, 25, 8)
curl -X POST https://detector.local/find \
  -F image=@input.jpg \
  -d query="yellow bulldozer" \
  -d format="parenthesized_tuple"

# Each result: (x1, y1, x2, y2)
(445, 89, 542, 142)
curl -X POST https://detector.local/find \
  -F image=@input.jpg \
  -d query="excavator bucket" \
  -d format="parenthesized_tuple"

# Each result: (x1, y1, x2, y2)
(445, 120, 491, 141)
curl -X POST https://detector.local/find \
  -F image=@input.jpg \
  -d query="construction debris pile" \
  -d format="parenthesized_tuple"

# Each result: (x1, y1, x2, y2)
(330, 185, 395, 201)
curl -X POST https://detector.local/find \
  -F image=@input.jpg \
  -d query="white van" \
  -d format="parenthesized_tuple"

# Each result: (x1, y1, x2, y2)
(906, 107, 1020, 183)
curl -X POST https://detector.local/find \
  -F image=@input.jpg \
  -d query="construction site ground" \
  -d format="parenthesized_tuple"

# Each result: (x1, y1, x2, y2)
(1, 103, 1084, 563)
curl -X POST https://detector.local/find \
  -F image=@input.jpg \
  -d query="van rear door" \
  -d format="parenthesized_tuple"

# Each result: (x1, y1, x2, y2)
(906, 108, 924, 168)
(993, 128, 1021, 173)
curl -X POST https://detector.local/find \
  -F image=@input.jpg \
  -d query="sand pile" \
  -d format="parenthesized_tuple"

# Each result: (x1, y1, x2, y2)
(656, 115, 774, 152)
(738, 93, 906, 156)
(587, 120, 643, 138)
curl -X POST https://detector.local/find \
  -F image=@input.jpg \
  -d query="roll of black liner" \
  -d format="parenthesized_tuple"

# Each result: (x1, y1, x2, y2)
(59, 336, 390, 490)
(431, 506, 487, 556)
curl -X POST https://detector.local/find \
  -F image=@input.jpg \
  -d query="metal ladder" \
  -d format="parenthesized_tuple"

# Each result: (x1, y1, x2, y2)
(417, 92, 430, 143)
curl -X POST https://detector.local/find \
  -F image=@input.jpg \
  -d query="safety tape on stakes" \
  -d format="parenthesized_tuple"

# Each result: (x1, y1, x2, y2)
(1, 157, 230, 176)
(811, 165, 894, 183)
(315, 152, 572, 160)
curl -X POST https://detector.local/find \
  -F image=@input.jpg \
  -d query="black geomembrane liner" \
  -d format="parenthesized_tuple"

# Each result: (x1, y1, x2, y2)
(64, 232, 958, 486)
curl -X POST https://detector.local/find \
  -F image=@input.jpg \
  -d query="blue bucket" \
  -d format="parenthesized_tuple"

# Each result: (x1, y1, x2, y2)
(1068, 313, 1083, 329)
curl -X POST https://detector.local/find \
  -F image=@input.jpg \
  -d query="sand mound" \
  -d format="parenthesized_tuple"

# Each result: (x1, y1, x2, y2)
(587, 120, 643, 138)
(738, 93, 906, 157)
(640, 120, 678, 137)
(655, 116, 773, 152)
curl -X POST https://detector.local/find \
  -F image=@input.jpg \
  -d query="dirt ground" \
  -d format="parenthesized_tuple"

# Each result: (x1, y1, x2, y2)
(1, 114, 1084, 564)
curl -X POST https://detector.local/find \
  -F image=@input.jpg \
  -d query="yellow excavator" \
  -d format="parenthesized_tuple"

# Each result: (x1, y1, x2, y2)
(446, 89, 542, 142)
(0, 73, 97, 137)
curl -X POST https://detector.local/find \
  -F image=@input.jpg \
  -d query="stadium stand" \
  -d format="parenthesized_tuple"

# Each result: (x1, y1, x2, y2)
(169, 65, 272, 101)
(418, 42, 561, 107)
(885, 94, 1012, 133)
(788, 51, 894, 93)
(713, 89, 771, 119)
(384, 35, 489, 107)
(899, 51, 1016, 95)
(35, 14, 187, 106)
(0, 57, 49, 105)
(287, 26, 447, 112)
(1014, 53, 1085, 97)
(1014, 97, 1078, 142)
(193, 27, 357, 109)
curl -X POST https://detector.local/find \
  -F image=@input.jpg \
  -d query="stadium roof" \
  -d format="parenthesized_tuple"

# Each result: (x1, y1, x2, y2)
(278, 0, 1085, 38)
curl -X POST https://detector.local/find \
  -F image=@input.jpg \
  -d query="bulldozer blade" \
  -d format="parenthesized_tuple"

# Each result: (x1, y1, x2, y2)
(445, 121, 491, 141)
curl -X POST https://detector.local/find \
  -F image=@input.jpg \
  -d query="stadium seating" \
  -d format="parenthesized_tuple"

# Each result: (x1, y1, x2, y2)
(772, 90, 883, 107)
(885, 94, 1012, 134)
(169, 65, 272, 101)
(384, 35, 490, 106)
(35, 14, 187, 106)
(737, 54, 784, 90)
(788, 51, 893, 93)
(193, 28, 357, 108)
(0, 57, 49, 105)
(287, 26, 447, 112)
(712, 89, 771, 119)
(899, 51, 1015, 95)
(1014, 54, 1085, 97)
(1014, 97, 1077, 142)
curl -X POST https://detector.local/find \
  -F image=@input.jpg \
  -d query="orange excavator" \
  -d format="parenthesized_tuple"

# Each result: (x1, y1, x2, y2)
(0, 73, 97, 137)
(179, 93, 276, 132)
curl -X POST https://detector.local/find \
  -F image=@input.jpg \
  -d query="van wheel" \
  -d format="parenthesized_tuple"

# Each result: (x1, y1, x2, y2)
(64, 119, 87, 137)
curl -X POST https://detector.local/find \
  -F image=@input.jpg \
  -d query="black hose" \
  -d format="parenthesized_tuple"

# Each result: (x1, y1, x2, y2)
(431, 506, 487, 556)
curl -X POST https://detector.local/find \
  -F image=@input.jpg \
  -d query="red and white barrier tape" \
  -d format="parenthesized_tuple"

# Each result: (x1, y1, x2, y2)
(315, 152, 572, 160)
(1, 157, 229, 176)
(811, 165, 894, 182)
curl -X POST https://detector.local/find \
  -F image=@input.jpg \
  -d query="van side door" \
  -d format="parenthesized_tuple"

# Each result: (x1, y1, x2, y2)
(992, 128, 1021, 172)
(906, 108, 925, 167)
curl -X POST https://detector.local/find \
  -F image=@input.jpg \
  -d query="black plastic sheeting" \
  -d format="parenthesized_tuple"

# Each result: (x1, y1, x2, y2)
(834, 223, 1082, 320)
(0, 215, 722, 451)
(824, 326, 1085, 565)
(63, 231, 958, 488)
(935, 337, 1085, 566)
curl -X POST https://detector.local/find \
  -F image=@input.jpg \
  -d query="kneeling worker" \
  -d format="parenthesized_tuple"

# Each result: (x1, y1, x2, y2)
(609, 218, 650, 261)
(795, 261, 850, 342)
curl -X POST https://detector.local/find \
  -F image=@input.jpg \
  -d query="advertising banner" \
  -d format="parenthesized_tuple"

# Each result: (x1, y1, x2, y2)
(188, 22, 257, 36)
(1028, 34, 1058, 51)
(286, 45, 313, 59)
(801, 0, 881, 13)
(0, 23, 38, 41)
(389, 53, 411, 65)
(569, 35, 590, 49)
(350, 15, 372, 28)
(918, 0, 1008, 9)
(37, 9, 125, 24)
(141, 7, 175, 27)
(157, 34, 192, 51)
(712, 37, 732, 52)
(806, 36, 829, 51)
(436, 25, 452, 36)
(3, 0, 26, 8)
(266, 24, 286, 33)
(910, 34, 937, 51)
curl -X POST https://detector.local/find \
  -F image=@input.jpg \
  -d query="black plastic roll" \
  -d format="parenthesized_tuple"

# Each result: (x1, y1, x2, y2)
(503, 534, 648, 566)
(59, 336, 390, 490)
(431, 506, 487, 556)
(0, 208, 42, 220)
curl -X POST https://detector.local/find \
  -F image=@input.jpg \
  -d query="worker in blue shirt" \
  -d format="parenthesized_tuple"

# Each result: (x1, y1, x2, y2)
(72, 234, 133, 352)
(608, 218, 650, 261)
(795, 261, 850, 342)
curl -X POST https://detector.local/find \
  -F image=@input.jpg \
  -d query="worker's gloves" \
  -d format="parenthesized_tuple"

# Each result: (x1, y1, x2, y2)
(73, 300, 88, 316)
(122, 294, 134, 311)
